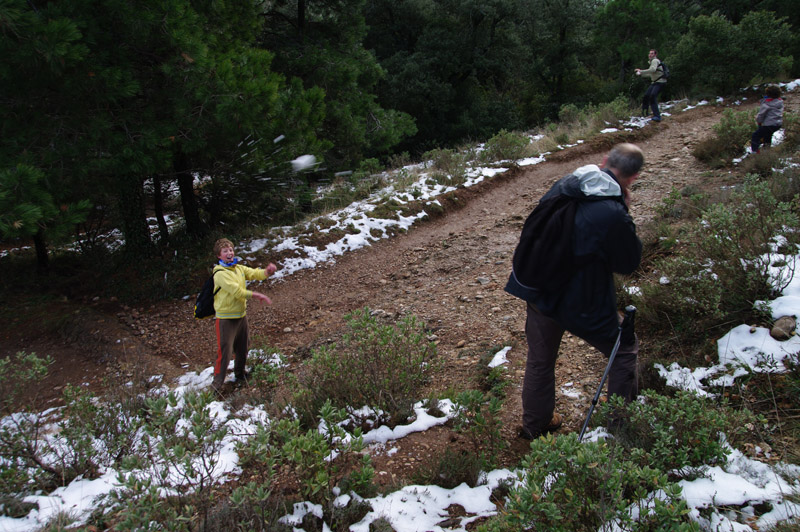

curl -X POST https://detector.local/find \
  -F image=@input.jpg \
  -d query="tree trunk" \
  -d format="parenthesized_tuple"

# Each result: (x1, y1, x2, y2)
(117, 176, 153, 255)
(33, 229, 49, 273)
(298, 0, 306, 38)
(152, 175, 170, 244)
(618, 57, 629, 86)
(174, 152, 205, 239)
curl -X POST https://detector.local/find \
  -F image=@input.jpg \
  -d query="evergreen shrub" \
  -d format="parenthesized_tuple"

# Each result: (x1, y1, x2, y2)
(638, 177, 799, 338)
(295, 307, 440, 426)
(453, 390, 506, 470)
(410, 447, 483, 489)
(692, 108, 756, 165)
(480, 129, 531, 163)
(599, 391, 761, 476)
(272, 402, 375, 507)
(423, 148, 468, 181)
(0, 352, 58, 499)
(479, 434, 698, 532)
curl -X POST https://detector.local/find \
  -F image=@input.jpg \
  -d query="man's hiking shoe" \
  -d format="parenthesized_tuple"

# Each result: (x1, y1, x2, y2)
(518, 413, 564, 440)
(650, 116, 662, 122)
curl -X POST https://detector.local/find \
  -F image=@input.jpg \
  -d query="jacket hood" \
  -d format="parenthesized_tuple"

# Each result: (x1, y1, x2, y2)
(572, 164, 622, 198)
(763, 98, 783, 110)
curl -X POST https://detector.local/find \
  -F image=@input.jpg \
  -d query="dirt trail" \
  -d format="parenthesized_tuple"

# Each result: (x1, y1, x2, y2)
(5, 94, 794, 474)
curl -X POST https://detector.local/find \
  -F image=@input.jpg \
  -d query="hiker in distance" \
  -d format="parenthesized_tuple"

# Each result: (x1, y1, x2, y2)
(211, 238, 277, 395)
(636, 49, 667, 122)
(505, 143, 644, 440)
(751, 84, 784, 154)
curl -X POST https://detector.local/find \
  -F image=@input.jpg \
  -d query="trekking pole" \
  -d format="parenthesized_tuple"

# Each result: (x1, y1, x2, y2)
(578, 305, 636, 442)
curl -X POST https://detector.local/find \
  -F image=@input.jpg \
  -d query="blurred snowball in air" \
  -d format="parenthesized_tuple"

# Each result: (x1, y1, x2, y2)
(291, 154, 316, 172)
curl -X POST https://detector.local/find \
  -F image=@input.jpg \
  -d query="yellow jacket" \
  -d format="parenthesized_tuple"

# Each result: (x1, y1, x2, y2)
(213, 263, 267, 319)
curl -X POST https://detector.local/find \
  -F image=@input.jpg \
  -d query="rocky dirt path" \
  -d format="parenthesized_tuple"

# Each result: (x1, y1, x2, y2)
(134, 101, 749, 471)
(6, 94, 793, 478)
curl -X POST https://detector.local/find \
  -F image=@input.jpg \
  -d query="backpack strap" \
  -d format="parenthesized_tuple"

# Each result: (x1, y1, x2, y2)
(654, 59, 665, 82)
(211, 268, 222, 295)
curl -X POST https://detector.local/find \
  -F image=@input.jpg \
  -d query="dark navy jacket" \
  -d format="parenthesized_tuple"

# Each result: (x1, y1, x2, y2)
(505, 165, 642, 343)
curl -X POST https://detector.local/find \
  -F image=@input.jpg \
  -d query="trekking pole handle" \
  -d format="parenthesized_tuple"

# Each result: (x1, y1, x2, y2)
(621, 305, 636, 345)
(623, 305, 636, 322)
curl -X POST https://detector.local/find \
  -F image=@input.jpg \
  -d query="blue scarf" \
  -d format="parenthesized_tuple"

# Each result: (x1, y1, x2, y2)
(218, 257, 239, 267)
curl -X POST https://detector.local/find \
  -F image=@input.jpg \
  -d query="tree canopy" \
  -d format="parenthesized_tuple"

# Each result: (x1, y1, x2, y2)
(1, 0, 796, 268)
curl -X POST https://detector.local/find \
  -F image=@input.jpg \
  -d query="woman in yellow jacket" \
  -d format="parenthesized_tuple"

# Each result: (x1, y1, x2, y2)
(211, 238, 276, 394)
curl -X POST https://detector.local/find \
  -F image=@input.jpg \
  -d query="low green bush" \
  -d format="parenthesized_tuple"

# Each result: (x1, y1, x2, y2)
(479, 434, 697, 532)
(410, 447, 483, 489)
(295, 307, 440, 426)
(270, 401, 376, 525)
(423, 148, 468, 181)
(480, 129, 531, 163)
(595, 95, 636, 124)
(558, 96, 633, 129)
(453, 390, 506, 471)
(779, 111, 800, 151)
(599, 391, 762, 476)
(638, 176, 799, 339)
(0, 352, 59, 499)
(107, 389, 229, 531)
(692, 108, 756, 165)
(217, 481, 290, 532)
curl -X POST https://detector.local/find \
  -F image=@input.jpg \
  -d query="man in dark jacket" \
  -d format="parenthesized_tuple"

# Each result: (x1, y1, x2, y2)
(505, 143, 644, 439)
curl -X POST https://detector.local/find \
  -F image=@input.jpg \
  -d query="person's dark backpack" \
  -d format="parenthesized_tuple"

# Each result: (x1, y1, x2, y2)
(511, 194, 580, 292)
(657, 60, 670, 81)
(194, 270, 221, 319)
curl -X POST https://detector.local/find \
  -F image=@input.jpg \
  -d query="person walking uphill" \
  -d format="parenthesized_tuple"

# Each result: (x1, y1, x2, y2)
(636, 49, 667, 122)
(211, 238, 277, 395)
(505, 143, 644, 440)
(751, 85, 783, 154)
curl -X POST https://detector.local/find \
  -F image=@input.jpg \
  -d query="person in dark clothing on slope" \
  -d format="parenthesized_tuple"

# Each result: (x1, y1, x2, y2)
(751, 85, 783, 153)
(636, 49, 667, 122)
(505, 143, 644, 440)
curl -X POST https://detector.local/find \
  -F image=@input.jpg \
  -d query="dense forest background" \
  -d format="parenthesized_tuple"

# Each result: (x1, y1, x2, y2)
(1, 0, 797, 270)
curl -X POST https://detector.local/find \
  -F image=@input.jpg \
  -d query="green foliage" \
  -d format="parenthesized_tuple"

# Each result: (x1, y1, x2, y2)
(692, 108, 756, 164)
(109, 390, 228, 530)
(1, 0, 329, 256)
(595, 0, 671, 86)
(656, 186, 708, 221)
(0, 352, 58, 500)
(423, 148, 469, 182)
(477, 351, 510, 399)
(296, 308, 440, 426)
(517, 0, 597, 113)
(779, 109, 800, 151)
(638, 177, 799, 338)
(0, 165, 89, 241)
(273, 401, 375, 508)
(260, 0, 415, 168)
(480, 434, 698, 532)
(0, 164, 90, 268)
(410, 447, 483, 489)
(365, 0, 528, 147)
(248, 347, 288, 390)
(453, 390, 507, 471)
(671, 11, 794, 95)
(220, 480, 287, 532)
(556, 96, 635, 135)
(480, 130, 531, 163)
(599, 391, 761, 476)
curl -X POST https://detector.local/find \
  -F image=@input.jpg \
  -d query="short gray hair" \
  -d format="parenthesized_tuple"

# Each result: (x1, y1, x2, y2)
(607, 143, 644, 178)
